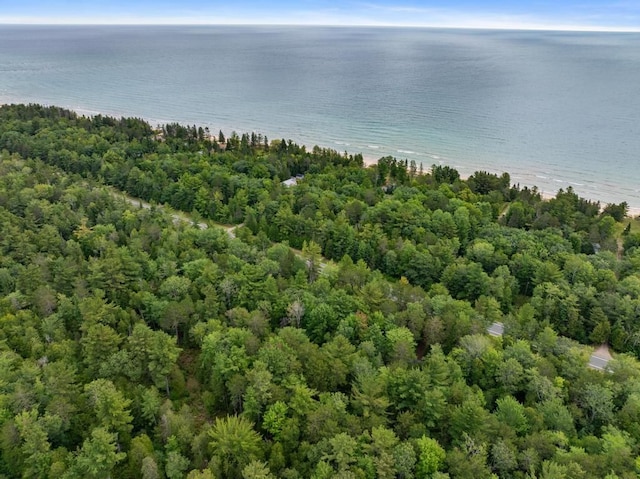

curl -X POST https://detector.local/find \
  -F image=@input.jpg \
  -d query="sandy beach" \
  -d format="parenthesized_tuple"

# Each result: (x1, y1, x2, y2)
(358, 152, 640, 218)
(3, 99, 637, 217)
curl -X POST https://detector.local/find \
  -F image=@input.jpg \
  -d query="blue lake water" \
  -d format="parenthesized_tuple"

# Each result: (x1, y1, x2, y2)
(1, 25, 639, 208)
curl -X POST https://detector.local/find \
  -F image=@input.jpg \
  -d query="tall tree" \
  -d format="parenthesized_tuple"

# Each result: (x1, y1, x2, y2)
(208, 416, 263, 478)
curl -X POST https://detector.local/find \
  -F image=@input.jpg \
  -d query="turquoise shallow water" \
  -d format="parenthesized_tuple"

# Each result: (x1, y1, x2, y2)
(1, 25, 639, 208)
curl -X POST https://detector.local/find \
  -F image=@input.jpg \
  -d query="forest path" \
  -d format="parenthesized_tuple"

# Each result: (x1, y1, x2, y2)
(107, 187, 331, 270)
(617, 238, 624, 260)
(108, 187, 240, 238)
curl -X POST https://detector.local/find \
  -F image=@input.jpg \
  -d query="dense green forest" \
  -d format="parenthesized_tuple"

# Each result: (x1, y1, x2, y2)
(2, 103, 640, 478)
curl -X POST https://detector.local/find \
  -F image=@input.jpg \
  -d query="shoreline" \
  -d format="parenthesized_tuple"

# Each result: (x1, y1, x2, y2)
(2, 99, 638, 218)
(357, 152, 640, 217)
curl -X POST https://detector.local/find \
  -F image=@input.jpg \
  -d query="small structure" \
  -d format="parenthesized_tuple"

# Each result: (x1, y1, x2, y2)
(282, 178, 298, 187)
(487, 322, 504, 337)
(282, 175, 304, 187)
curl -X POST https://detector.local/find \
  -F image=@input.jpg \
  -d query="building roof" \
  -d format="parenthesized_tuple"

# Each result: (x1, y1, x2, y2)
(282, 176, 303, 187)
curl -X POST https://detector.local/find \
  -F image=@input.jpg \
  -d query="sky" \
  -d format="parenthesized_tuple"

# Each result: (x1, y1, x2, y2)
(1, 0, 639, 31)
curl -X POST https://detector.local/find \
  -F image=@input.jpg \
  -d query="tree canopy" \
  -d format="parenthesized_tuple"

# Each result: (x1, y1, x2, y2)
(1, 103, 640, 478)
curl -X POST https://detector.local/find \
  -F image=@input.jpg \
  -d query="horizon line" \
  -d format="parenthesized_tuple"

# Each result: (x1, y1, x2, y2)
(1, 22, 640, 33)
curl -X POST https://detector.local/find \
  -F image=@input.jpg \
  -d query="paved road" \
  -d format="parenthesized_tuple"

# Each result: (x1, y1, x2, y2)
(485, 321, 612, 372)
(588, 354, 610, 371)
(487, 322, 504, 337)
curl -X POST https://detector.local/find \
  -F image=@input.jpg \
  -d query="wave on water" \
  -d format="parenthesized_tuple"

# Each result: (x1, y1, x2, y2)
(74, 106, 107, 117)
(1, 26, 639, 209)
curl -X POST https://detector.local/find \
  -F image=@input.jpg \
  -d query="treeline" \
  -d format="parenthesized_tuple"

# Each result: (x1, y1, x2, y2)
(1, 104, 640, 478)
